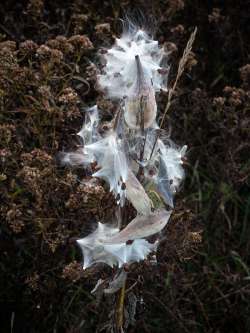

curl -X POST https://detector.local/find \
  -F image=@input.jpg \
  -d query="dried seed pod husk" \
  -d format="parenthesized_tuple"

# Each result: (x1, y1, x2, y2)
(126, 171, 152, 215)
(103, 208, 172, 244)
(124, 55, 157, 130)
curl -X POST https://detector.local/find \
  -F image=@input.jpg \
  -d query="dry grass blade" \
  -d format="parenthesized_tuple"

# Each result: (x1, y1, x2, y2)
(150, 27, 197, 159)
(160, 26, 197, 128)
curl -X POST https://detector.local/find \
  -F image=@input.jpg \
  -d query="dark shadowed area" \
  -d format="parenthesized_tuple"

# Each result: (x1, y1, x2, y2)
(0, 0, 249, 332)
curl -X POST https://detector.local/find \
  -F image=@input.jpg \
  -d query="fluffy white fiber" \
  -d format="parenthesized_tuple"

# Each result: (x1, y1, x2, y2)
(98, 29, 168, 99)
(85, 130, 128, 206)
(77, 105, 100, 144)
(61, 105, 99, 167)
(158, 140, 187, 194)
(77, 222, 157, 269)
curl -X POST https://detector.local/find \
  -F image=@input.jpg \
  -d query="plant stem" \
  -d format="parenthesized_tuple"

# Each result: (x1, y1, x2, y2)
(115, 278, 126, 331)
(137, 96, 147, 180)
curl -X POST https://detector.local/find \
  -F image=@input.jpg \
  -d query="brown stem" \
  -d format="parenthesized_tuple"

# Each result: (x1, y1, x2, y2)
(113, 103, 123, 135)
(137, 96, 147, 180)
(115, 274, 126, 331)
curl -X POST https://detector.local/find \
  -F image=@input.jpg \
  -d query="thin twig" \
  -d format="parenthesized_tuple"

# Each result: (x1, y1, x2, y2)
(114, 202, 128, 331)
(125, 280, 138, 294)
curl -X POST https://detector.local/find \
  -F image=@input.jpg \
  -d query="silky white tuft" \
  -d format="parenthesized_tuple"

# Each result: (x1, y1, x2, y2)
(104, 239, 157, 268)
(77, 222, 120, 269)
(98, 28, 169, 99)
(85, 130, 128, 206)
(60, 105, 100, 167)
(158, 140, 187, 193)
(77, 105, 100, 144)
(77, 222, 157, 269)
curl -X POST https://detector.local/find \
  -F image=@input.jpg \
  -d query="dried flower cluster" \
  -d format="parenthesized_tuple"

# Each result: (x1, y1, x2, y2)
(63, 25, 187, 274)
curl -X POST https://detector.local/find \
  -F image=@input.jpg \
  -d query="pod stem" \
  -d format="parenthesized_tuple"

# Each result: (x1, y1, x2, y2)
(135, 54, 144, 93)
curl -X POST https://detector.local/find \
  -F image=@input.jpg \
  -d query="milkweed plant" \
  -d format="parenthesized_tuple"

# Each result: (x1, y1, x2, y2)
(62, 21, 197, 331)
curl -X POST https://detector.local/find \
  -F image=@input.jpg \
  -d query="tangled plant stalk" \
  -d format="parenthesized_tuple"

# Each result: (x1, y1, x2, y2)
(61, 22, 197, 331)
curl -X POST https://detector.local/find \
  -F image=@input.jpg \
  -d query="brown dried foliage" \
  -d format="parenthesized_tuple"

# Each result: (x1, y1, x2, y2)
(0, 1, 249, 333)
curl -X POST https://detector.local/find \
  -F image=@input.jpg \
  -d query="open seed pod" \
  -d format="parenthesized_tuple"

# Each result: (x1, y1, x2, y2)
(124, 55, 157, 130)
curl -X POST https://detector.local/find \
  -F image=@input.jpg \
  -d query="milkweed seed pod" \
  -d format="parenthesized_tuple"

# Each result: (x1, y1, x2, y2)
(144, 139, 187, 207)
(103, 208, 172, 244)
(124, 54, 157, 129)
(126, 170, 152, 215)
(60, 20, 190, 279)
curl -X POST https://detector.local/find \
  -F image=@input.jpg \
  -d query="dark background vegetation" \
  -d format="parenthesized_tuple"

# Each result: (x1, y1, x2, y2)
(0, 0, 250, 332)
